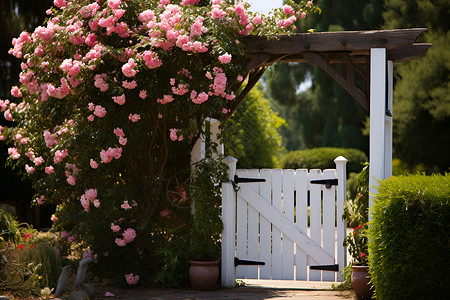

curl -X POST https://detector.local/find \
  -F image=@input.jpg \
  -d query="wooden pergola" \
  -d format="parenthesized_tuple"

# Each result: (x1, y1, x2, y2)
(233, 28, 431, 208)
(218, 29, 431, 287)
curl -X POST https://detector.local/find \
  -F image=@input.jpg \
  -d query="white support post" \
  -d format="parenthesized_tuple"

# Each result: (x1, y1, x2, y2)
(334, 156, 348, 281)
(221, 156, 238, 288)
(369, 48, 387, 210)
(385, 60, 393, 178)
(190, 118, 223, 167)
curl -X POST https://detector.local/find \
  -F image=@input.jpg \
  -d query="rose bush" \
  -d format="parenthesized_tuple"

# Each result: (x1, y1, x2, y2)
(0, 0, 317, 284)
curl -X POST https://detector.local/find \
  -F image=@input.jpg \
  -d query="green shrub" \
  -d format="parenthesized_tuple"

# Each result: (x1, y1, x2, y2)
(0, 207, 21, 243)
(281, 147, 367, 174)
(15, 243, 62, 289)
(368, 174, 450, 299)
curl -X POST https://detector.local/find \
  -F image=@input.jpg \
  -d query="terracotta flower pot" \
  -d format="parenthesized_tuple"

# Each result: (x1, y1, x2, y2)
(351, 265, 373, 298)
(189, 260, 219, 291)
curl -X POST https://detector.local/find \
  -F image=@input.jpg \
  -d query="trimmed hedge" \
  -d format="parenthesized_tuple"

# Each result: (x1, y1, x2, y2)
(368, 174, 450, 299)
(281, 147, 367, 174)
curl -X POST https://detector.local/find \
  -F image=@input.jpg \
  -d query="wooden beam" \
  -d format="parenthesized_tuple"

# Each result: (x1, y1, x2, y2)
(244, 28, 428, 55)
(226, 67, 266, 120)
(388, 43, 433, 63)
(245, 54, 270, 72)
(303, 52, 369, 111)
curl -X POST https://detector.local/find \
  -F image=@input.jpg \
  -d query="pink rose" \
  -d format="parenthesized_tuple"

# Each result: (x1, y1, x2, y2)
(90, 159, 98, 169)
(125, 273, 140, 285)
(128, 114, 140, 123)
(115, 238, 126, 247)
(218, 53, 232, 64)
(113, 94, 126, 105)
(94, 105, 106, 118)
(122, 228, 136, 243)
(111, 223, 121, 232)
(11, 86, 23, 97)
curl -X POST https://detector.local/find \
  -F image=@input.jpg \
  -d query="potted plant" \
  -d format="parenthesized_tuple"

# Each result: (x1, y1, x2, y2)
(187, 155, 228, 290)
(344, 223, 373, 299)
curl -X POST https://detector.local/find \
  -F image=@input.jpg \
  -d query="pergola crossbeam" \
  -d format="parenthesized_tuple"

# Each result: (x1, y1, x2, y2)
(245, 28, 428, 55)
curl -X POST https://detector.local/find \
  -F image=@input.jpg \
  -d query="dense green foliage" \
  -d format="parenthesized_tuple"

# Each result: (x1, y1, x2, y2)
(383, 0, 449, 172)
(391, 31, 450, 172)
(281, 147, 367, 174)
(1, 209, 61, 297)
(368, 174, 450, 299)
(15, 243, 62, 289)
(0, 207, 21, 243)
(343, 163, 369, 228)
(223, 83, 286, 169)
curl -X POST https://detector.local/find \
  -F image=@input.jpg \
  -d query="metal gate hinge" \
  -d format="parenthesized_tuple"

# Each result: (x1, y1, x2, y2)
(235, 257, 266, 266)
(234, 175, 266, 184)
(309, 264, 339, 272)
(310, 179, 338, 189)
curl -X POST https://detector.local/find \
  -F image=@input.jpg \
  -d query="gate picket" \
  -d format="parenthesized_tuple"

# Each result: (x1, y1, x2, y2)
(322, 169, 337, 281)
(271, 169, 283, 279)
(236, 169, 248, 278)
(308, 169, 323, 281)
(295, 169, 309, 280)
(259, 169, 272, 279)
(281, 170, 295, 280)
(246, 169, 259, 279)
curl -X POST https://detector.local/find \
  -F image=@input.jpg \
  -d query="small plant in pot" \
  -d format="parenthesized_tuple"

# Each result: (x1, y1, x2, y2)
(187, 155, 228, 291)
(344, 223, 373, 299)
(342, 164, 373, 298)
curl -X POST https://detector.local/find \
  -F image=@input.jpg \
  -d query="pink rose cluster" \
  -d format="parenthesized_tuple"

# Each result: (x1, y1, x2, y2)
(80, 188, 100, 212)
(125, 273, 140, 285)
(114, 228, 137, 247)
(60, 231, 77, 243)
(99, 147, 122, 164)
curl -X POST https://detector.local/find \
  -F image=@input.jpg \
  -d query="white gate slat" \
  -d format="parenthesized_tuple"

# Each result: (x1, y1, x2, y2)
(246, 169, 259, 279)
(281, 170, 295, 280)
(242, 185, 334, 264)
(259, 169, 272, 279)
(271, 169, 283, 279)
(236, 169, 248, 278)
(322, 169, 337, 281)
(308, 169, 323, 281)
(295, 169, 308, 280)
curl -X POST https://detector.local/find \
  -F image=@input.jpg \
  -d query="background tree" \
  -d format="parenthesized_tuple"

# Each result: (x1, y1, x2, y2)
(383, 0, 450, 172)
(0, 0, 53, 226)
(264, 0, 384, 153)
(223, 83, 286, 169)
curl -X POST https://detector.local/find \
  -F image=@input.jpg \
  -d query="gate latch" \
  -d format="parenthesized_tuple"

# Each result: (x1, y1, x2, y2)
(310, 179, 338, 189)
(234, 175, 266, 184)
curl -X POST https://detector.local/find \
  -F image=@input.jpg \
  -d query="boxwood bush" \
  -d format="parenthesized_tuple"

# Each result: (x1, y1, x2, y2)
(368, 174, 450, 299)
(281, 147, 367, 174)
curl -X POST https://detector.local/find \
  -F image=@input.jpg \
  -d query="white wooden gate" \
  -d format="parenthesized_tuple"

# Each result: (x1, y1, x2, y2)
(221, 156, 348, 287)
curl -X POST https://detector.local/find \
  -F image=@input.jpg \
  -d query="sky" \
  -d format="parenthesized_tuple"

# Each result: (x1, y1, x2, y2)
(247, 0, 283, 15)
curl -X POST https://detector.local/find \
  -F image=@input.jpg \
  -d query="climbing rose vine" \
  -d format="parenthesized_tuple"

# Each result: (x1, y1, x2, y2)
(1, 0, 317, 282)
